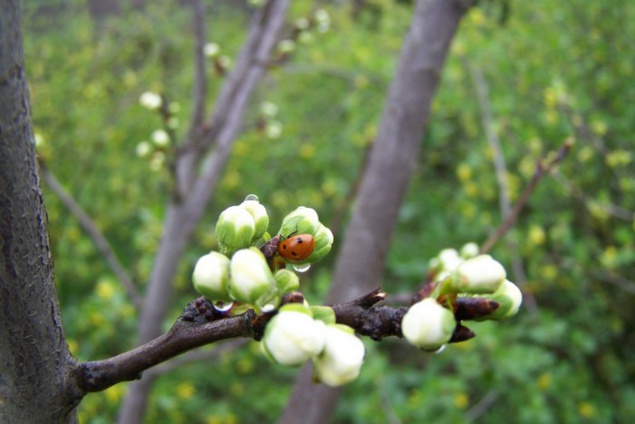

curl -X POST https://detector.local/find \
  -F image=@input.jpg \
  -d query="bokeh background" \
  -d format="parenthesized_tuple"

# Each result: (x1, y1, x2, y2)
(24, 0, 634, 422)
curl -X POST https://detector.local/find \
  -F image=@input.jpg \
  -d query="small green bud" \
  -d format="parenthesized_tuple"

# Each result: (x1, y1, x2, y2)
(274, 269, 300, 294)
(401, 298, 456, 351)
(303, 224, 334, 264)
(475, 279, 523, 320)
(310, 305, 336, 325)
(192, 252, 232, 302)
(279, 206, 321, 238)
(450, 255, 506, 294)
(229, 247, 277, 312)
(216, 206, 256, 252)
(262, 304, 326, 366)
(240, 195, 269, 240)
(313, 324, 365, 387)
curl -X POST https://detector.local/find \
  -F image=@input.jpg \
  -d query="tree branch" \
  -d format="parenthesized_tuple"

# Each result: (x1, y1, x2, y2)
(39, 162, 142, 308)
(480, 139, 573, 254)
(76, 288, 490, 395)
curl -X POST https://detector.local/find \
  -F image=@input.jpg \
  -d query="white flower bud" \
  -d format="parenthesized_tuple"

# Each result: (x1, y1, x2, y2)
(402, 298, 456, 351)
(451, 255, 506, 294)
(313, 324, 365, 387)
(229, 247, 276, 309)
(263, 305, 326, 366)
(460, 242, 479, 259)
(437, 248, 463, 272)
(203, 42, 220, 58)
(239, 197, 269, 240)
(139, 91, 162, 110)
(192, 252, 231, 302)
(215, 206, 256, 250)
(151, 129, 170, 147)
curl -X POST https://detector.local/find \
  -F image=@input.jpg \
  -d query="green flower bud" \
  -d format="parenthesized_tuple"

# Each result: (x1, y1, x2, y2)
(216, 206, 255, 252)
(240, 195, 269, 240)
(303, 224, 334, 264)
(229, 247, 277, 312)
(401, 298, 456, 351)
(192, 251, 232, 302)
(262, 304, 326, 366)
(274, 269, 300, 294)
(310, 305, 336, 325)
(279, 206, 321, 238)
(475, 279, 523, 320)
(313, 324, 365, 387)
(450, 255, 506, 294)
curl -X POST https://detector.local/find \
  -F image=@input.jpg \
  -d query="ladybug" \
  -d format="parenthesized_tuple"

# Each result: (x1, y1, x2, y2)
(278, 233, 315, 262)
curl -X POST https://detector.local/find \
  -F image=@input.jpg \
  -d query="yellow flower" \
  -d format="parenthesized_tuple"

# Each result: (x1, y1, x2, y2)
(176, 382, 196, 400)
(537, 372, 551, 390)
(578, 402, 596, 419)
(454, 393, 469, 409)
(96, 280, 115, 300)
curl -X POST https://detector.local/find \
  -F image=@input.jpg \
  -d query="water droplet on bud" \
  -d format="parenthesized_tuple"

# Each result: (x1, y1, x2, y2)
(293, 263, 311, 273)
(213, 301, 233, 312)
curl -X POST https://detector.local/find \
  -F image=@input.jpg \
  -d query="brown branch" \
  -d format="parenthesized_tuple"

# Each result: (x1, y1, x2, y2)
(76, 288, 490, 395)
(39, 162, 142, 309)
(480, 139, 573, 254)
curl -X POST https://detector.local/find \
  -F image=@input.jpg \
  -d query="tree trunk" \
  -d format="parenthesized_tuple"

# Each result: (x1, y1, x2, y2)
(279, 0, 473, 422)
(0, 1, 78, 422)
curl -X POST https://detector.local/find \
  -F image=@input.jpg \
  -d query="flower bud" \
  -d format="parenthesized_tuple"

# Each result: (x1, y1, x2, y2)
(239, 195, 269, 240)
(262, 304, 326, 366)
(274, 269, 300, 294)
(437, 248, 463, 272)
(313, 324, 365, 387)
(401, 298, 456, 351)
(277, 207, 333, 265)
(279, 207, 321, 238)
(310, 306, 336, 325)
(450, 255, 506, 294)
(192, 252, 232, 302)
(476, 279, 523, 320)
(139, 91, 162, 110)
(460, 242, 479, 259)
(303, 224, 333, 264)
(216, 206, 255, 251)
(229, 247, 277, 311)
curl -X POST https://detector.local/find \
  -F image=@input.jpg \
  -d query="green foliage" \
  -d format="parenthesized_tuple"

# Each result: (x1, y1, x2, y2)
(24, 0, 634, 422)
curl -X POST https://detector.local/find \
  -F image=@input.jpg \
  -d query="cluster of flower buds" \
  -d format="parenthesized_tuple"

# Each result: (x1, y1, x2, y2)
(193, 195, 333, 313)
(262, 304, 364, 387)
(401, 243, 522, 352)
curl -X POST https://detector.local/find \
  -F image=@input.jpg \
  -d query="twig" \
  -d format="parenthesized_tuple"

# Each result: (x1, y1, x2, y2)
(465, 390, 499, 422)
(480, 139, 573, 254)
(465, 60, 536, 312)
(39, 162, 142, 308)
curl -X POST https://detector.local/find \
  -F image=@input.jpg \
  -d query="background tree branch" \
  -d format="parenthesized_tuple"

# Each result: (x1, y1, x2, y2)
(118, 1, 290, 421)
(280, 0, 475, 422)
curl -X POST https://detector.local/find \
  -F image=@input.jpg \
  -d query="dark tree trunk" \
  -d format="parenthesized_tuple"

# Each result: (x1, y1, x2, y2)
(279, 0, 474, 422)
(0, 1, 78, 422)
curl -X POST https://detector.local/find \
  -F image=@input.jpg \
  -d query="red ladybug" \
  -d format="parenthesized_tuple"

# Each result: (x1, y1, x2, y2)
(278, 233, 315, 262)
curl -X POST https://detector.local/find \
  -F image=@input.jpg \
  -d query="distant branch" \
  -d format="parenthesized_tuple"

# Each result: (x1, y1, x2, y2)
(39, 162, 142, 308)
(480, 139, 573, 254)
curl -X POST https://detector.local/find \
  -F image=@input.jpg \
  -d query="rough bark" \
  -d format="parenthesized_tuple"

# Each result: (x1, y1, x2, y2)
(279, 1, 474, 422)
(0, 1, 78, 422)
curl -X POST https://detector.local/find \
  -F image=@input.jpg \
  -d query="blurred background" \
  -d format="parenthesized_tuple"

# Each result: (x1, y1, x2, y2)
(24, 0, 634, 422)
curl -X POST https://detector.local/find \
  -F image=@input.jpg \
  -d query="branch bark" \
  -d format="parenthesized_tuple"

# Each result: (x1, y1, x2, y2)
(0, 1, 78, 421)
(280, 1, 474, 422)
